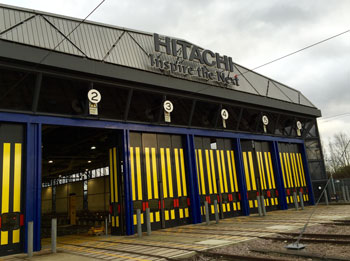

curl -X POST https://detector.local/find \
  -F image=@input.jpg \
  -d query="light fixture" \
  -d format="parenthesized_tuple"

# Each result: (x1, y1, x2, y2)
(48, 160, 53, 164)
(88, 160, 92, 163)
(90, 146, 96, 150)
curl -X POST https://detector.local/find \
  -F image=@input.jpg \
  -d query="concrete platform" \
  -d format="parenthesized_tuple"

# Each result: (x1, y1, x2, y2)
(2, 204, 350, 261)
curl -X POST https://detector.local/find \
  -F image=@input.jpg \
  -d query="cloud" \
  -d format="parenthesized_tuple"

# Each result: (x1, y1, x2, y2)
(1, 0, 349, 143)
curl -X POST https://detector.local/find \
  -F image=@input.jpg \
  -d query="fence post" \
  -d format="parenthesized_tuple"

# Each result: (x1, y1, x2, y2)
(204, 201, 210, 225)
(28, 221, 34, 258)
(51, 218, 57, 253)
(136, 209, 142, 237)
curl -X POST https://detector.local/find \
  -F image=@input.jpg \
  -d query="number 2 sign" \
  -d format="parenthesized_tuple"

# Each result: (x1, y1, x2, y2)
(88, 89, 101, 104)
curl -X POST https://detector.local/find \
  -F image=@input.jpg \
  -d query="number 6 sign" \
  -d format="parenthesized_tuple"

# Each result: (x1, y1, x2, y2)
(88, 89, 101, 104)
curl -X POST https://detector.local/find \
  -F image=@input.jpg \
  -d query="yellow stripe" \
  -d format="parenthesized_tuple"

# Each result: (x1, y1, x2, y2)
(150, 212, 154, 223)
(264, 152, 272, 189)
(256, 152, 264, 190)
(226, 151, 234, 192)
(1, 143, 10, 246)
(160, 148, 168, 198)
(156, 211, 160, 222)
(279, 153, 287, 187)
(283, 153, 291, 187)
(2, 143, 10, 214)
(112, 216, 116, 227)
(268, 153, 276, 189)
(249, 200, 253, 208)
(222, 204, 226, 212)
(151, 148, 159, 199)
(227, 203, 231, 212)
(210, 150, 218, 194)
(180, 149, 187, 196)
(165, 210, 169, 220)
(205, 150, 213, 194)
(248, 152, 257, 190)
(130, 147, 136, 201)
(109, 149, 114, 203)
(166, 148, 174, 198)
(13, 229, 20, 244)
(231, 151, 239, 192)
(216, 150, 224, 193)
(259, 152, 267, 190)
(133, 215, 136, 225)
(116, 216, 119, 227)
(286, 153, 294, 187)
(171, 209, 175, 219)
(299, 154, 307, 186)
(174, 148, 182, 197)
(220, 150, 228, 193)
(292, 153, 300, 187)
(195, 150, 201, 195)
(185, 208, 189, 217)
(243, 152, 251, 191)
(13, 143, 22, 212)
(113, 148, 118, 202)
(179, 208, 184, 218)
(254, 200, 258, 208)
(296, 153, 305, 186)
(135, 147, 143, 200)
(145, 147, 152, 200)
(290, 153, 297, 187)
(198, 149, 206, 195)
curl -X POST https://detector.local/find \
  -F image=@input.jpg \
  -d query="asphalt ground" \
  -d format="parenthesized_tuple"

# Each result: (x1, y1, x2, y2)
(1, 204, 350, 261)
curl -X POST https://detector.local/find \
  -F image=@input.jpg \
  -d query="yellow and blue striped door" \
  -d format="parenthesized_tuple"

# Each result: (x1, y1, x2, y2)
(129, 132, 190, 231)
(0, 124, 24, 256)
(278, 143, 309, 206)
(109, 147, 123, 234)
(241, 140, 279, 213)
(195, 137, 241, 221)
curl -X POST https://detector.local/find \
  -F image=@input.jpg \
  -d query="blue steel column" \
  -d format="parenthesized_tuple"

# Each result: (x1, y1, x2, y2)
(271, 141, 287, 210)
(234, 139, 249, 216)
(301, 143, 315, 205)
(25, 123, 41, 252)
(184, 134, 201, 223)
(122, 129, 134, 235)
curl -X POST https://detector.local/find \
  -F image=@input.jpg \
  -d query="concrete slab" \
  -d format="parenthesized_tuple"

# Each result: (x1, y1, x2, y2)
(195, 239, 231, 245)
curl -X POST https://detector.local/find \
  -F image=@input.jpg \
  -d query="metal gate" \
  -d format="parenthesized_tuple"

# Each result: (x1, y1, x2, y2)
(129, 132, 190, 230)
(0, 123, 24, 256)
(194, 137, 241, 220)
(278, 143, 309, 207)
(241, 140, 279, 213)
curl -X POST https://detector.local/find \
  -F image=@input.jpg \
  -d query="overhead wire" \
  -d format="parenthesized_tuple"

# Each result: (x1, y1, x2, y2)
(240, 28, 350, 75)
(193, 28, 350, 95)
(0, 0, 106, 101)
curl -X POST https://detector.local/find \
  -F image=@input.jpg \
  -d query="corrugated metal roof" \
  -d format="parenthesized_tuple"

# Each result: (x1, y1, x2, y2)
(0, 4, 316, 109)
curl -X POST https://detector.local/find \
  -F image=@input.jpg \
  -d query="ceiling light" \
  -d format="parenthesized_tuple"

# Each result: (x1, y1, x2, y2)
(88, 160, 92, 163)
(48, 160, 53, 164)
(90, 146, 96, 150)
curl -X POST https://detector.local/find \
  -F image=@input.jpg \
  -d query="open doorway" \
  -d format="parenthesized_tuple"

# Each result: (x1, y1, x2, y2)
(40, 125, 123, 240)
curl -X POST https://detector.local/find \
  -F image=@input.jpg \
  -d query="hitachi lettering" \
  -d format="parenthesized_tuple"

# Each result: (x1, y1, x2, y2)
(154, 33, 234, 72)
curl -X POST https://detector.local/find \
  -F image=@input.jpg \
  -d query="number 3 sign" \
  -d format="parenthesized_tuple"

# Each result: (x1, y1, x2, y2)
(88, 89, 101, 104)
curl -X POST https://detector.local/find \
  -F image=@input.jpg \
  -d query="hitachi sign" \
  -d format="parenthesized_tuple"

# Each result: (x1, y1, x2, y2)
(154, 33, 234, 72)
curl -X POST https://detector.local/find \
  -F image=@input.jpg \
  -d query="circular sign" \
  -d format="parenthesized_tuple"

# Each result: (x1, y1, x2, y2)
(296, 121, 302, 130)
(163, 100, 174, 113)
(88, 89, 101, 104)
(221, 109, 229, 120)
(262, 115, 269, 125)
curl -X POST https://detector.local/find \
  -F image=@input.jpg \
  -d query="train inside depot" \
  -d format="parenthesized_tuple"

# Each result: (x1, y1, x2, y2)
(0, 4, 326, 256)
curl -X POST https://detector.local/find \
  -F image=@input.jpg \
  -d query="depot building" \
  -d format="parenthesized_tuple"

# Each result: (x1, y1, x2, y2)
(0, 4, 326, 256)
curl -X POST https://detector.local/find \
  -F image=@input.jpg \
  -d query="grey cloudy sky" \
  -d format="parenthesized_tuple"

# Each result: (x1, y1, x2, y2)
(1, 0, 349, 143)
